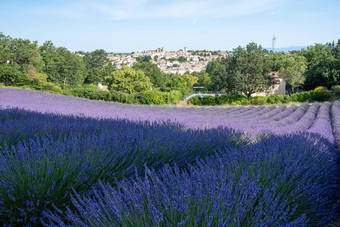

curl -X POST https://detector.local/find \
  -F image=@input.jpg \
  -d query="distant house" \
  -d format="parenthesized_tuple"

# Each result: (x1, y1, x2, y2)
(251, 72, 286, 97)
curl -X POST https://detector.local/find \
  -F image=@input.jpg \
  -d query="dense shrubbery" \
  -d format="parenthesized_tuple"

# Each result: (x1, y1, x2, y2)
(0, 108, 338, 226)
(188, 90, 336, 106)
(138, 90, 182, 105)
(331, 85, 340, 98)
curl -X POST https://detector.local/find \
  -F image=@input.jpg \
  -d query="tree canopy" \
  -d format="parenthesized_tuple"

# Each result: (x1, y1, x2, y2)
(302, 43, 339, 90)
(132, 62, 167, 88)
(105, 66, 152, 94)
(207, 43, 272, 97)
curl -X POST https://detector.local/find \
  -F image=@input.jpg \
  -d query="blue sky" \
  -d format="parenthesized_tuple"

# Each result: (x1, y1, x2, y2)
(1, 0, 339, 52)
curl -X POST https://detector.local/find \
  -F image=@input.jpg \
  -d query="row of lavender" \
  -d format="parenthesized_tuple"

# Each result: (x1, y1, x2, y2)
(1, 88, 339, 145)
(0, 107, 339, 226)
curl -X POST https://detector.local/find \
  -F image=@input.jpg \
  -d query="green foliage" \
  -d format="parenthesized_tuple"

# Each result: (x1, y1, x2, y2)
(291, 91, 315, 102)
(314, 86, 328, 92)
(41, 82, 63, 94)
(267, 95, 284, 104)
(331, 85, 340, 97)
(250, 96, 267, 105)
(170, 75, 194, 95)
(132, 62, 167, 88)
(313, 89, 332, 102)
(105, 66, 152, 94)
(190, 71, 213, 90)
(177, 56, 187, 62)
(267, 52, 307, 93)
(136, 55, 152, 63)
(188, 95, 201, 105)
(109, 90, 136, 104)
(39, 41, 86, 86)
(169, 90, 183, 103)
(302, 42, 339, 90)
(188, 90, 334, 106)
(201, 95, 216, 105)
(138, 90, 167, 105)
(206, 59, 227, 91)
(83, 49, 108, 69)
(71, 86, 109, 100)
(207, 43, 272, 97)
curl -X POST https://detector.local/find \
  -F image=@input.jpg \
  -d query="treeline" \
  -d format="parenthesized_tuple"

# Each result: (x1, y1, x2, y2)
(0, 33, 339, 105)
(0, 33, 198, 104)
(189, 87, 340, 106)
(201, 42, 340, 97)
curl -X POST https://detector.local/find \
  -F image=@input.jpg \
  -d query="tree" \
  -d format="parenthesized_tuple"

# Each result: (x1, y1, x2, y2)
(177, 56, 187, 63)
(302, 43, 339, 90)
(191, 71, 213, 90)
(105, 65, 152, 94)
(169, 74, 196, 95)
(205, 59, 227, 91)
(40, 41, 86, 86)
(0, 33, 44, 85)
(279, 54, 307, 94)
(267, 52, 307, 93)
(183, 74, 198, 86)
(83, 49, 108, 69)
(231, 43, 272, 98)
(132, 62, 167, 88)
(208, 43, 272, 97)
(136, 55, 151, 63)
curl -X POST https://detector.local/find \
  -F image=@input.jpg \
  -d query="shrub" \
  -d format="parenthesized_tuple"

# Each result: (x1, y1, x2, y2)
(201, 95, 216, 105)
(313, 89, 332, 101)
(311, 87, 332, 102)
(187, 95, 201, 105)
(250, 96, 267, 105)
(41, 82, 63, 94)
(282, 95, 292, 103)
(109, 90, 136, 104)
(138, 90, 166, 105)
(291, 91, 315, 102)
(266, 95, 284, 104)
(216, 95, 230, 105)
(331, 85, 340, 98)
(314, 86, 328, 92)
(169, 90, 183, 103)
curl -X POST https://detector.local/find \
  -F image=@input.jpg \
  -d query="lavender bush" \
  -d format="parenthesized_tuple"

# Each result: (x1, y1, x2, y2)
(0, 88, 339, 226)
(44, 134, 338, 226)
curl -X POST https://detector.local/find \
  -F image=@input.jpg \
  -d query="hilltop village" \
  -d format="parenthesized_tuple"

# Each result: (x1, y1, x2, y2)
(106, 48, 229, 75)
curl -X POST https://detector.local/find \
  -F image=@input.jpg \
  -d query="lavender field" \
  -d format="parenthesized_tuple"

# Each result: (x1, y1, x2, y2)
(0, 87, 339, 226)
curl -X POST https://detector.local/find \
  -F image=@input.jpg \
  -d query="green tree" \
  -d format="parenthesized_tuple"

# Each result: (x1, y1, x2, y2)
(0, 33, 44, 85)
(105, 65, 152, 93)
(279, 54, 307, 94)
(169, 75, 195, 95)
(231, 43, 272, 98)
(205, 59, 227, 91)
(136, 55, 152, 63)
(208, 43, 272, 97)
(83, 49, 108, 69)
(267, 52, 307, 93)
(40, 41, 86, 86)
(132, 62, 166, 88)
(177, 56, 187, 63)
(82, 49, 110, 84)
(193, 71, 213, 90)
(302, 43, 339, 90)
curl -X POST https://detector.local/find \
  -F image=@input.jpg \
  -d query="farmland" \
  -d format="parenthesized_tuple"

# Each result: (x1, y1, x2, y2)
(0, 87, 339, 226)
